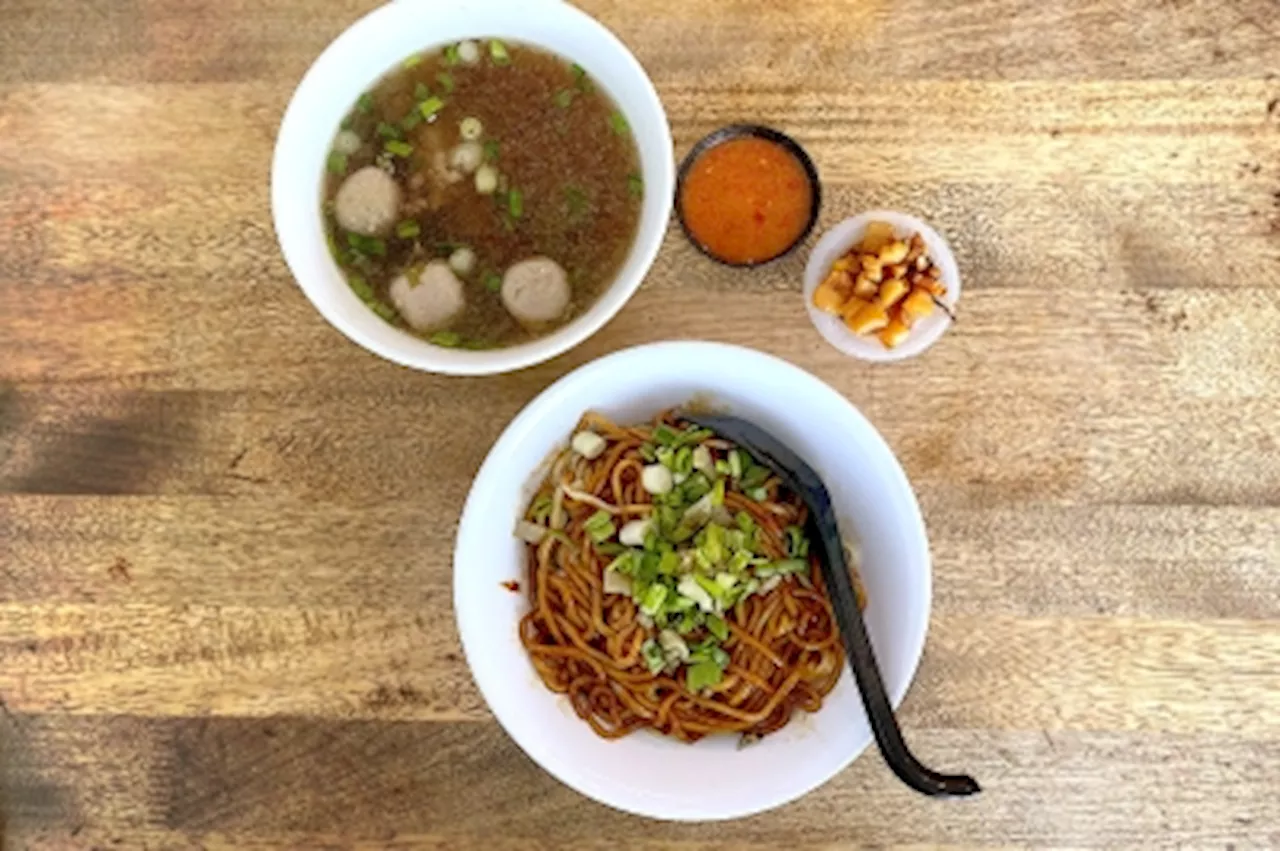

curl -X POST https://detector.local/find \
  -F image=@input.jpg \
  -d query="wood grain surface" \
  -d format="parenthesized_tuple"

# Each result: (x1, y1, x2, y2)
(2, 0, 1279, 847)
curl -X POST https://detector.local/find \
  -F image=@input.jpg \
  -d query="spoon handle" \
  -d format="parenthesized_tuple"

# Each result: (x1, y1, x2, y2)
(808, 497, 981, 797)
(687, 413, 979, 797)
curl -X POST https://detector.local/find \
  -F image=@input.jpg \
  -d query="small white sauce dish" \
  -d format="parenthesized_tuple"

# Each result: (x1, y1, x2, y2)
(271, 0, 674, 375)
(803, 211, 962, 363)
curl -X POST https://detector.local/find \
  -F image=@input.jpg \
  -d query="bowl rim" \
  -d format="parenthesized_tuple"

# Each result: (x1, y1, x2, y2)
(270, 0, 675, 376)
(803, 210, 963, 363)
(674, 124, 823, 268)
(453, 340, 933, 821)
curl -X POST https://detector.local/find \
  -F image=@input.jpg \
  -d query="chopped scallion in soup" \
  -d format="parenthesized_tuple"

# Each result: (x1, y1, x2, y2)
(323, 41, 643, 349)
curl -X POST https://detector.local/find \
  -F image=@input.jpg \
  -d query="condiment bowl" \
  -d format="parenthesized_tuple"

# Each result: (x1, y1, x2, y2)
(675, 124, 822, 267)
(272, 0, 674, 375)
(454, 341, 932, 820)
(804, 211, 962, 362)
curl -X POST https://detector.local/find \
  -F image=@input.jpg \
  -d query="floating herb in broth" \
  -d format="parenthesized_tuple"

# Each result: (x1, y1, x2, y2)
(323, 41, 642, 349)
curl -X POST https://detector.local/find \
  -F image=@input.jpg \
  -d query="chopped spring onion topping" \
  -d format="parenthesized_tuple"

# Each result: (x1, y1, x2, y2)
(530, 494, 553, 523)
(436, 72, 455, 93)
(483, 139, 500, 162)
(527, 423, 819, 698)
(483, 271, 502, 292)
(459, 116, 483, 141)
(514, 520, 547, 545)
(618, 518, 650, 547)
(332, 129, 361, 155)
(694, 573, 728, 603)
(384, 139, 413, 157)
(414, 81, 431, 101)
(489, 39, 511, 65)
(448, 246, 476, 276)
(639, 583, 668, 617)
(369, 301, 396, 321)
(348, 275, 373, 300)
(628, 172, 644, 200)
(429, 330, 461, 347)
(554, 88, 575, 108)
(728, 450, 744, 479)
(785, 525, 809, 558)
(685, 659, 723, 692)
(327, 151, 348, 175)
(609, 111, 629, 135)
(673, 446, 694, 476)
(571, 430, 607, 459)
(583, 510, 615, 543)
(679, 492, 715, 535)
(356, 92, 374, 113)
(347, 232, 387, 257)
(508, 187, 524, 218)
(658, 629, 690, 664)
(402, 53, 423, 69)
(457, 40, 480, 65)
(395, 220, 420, 239)
(740, 463, 771, 490)
(443, 44, 461, 65)
(350, 275, 394, 321)
(418, 96, 445, 119)
(678, 575, 716, 613)
(641, 639, 665, 674)
(681, 472, 711, 504)
(641, 464, 674, 495)
(603, 568, 633, 597)
(571, 62, 593, 92)
(377, 121, 402, 139)
(756, 558, 809, 579)
(475, 164, 499, 195)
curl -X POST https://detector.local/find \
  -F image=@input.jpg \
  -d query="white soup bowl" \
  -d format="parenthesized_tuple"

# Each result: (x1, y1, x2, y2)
(272, 0, 674, 375)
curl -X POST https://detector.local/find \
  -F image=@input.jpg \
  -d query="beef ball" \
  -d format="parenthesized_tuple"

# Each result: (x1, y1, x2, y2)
(501, 257, 570, 327)
(333, 166, 400, 236)
(389, 261, 464, 332)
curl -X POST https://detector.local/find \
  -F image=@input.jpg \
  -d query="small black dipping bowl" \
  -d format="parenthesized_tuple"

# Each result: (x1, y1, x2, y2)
(674, 124, 822, 268)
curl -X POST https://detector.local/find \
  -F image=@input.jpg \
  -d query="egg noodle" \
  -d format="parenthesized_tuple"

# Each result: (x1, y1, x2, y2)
(517, 411, 851, 743)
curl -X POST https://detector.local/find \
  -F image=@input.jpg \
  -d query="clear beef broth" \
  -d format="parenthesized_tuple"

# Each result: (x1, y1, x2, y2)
(323, 41, 643, 348)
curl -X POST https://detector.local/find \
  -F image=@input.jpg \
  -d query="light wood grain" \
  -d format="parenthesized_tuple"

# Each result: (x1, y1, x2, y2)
(2, 0, 1280, 847)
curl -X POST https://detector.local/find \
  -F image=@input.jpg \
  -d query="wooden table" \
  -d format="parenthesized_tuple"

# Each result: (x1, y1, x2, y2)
(2, 0, 1279, 847)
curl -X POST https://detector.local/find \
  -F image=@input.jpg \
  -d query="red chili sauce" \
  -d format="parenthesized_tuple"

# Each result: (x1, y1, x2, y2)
(679, 136, 813, 265)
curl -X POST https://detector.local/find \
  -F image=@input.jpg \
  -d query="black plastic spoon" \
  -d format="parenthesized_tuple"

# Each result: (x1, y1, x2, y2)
(687, 413, 981, 798)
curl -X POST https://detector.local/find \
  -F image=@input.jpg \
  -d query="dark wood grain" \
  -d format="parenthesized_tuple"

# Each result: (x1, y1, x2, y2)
(2, 714, 1278, 848)
(2, 0, 1279, 847)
